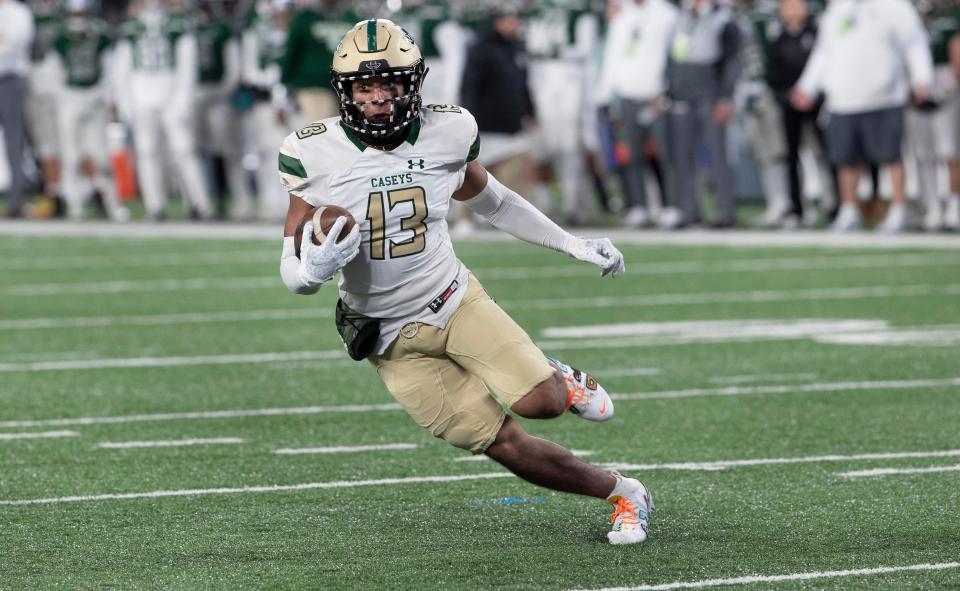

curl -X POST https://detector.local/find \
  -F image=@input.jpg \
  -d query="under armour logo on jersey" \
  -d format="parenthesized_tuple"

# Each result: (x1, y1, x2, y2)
(408, 159, 425, 170)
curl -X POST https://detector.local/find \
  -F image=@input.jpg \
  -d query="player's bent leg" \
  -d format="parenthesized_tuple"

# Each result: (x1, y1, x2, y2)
(546, 356, 614, 422)
(485, 417, 654, 545)
(485, 416, 615, 497)
(509, 370, 566, 419)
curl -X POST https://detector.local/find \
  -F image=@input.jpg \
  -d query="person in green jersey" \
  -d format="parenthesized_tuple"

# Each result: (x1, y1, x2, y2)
(50, 0, 130, 221)
(25, 0, 63, 206)
(194, 0, 253, 220)
(280, 0, 353, 122)
(113, 0, 213, 220)
(241, 0, 295, 219)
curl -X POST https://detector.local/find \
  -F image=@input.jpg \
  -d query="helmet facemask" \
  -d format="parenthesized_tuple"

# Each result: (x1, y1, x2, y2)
(332, 61, 427, 147)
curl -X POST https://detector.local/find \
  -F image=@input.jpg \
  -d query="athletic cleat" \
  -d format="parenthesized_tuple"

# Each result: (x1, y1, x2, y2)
(607, 473, 653, 545)
(878, 203, 907, 234)
(945, 197, 960, 230)
(922, 199, 943, 232)
(831, 203, 863, 232)
(546, 356, 614, 421)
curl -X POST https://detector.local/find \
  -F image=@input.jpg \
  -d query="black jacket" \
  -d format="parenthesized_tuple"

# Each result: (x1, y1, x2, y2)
(766, 19, 818, 101)
(460, 28, 534, 135)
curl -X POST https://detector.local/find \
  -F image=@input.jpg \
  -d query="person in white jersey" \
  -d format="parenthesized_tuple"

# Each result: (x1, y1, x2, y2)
(277, 19, 652, 545)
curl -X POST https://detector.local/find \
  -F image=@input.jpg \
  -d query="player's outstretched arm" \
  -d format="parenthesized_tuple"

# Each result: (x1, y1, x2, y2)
(279, 195, 361, 294)
(453, 162, 625, 277)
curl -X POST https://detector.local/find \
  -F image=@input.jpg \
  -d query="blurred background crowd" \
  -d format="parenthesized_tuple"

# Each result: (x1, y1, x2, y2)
(1, 0, 959, 233)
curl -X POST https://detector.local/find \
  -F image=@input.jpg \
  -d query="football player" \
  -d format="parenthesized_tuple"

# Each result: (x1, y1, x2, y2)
(49, 0, 130, 221)
(241, 0, 296, 220)
(112, 0, 212, 220)
(25, 0, 63, 211)
(277, 19, 651, 545)
(193, 0, 252, 220)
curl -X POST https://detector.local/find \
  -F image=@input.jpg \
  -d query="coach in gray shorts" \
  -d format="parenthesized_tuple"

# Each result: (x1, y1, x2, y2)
(791, 0, 932, 233)
(826, 107, 905, 172)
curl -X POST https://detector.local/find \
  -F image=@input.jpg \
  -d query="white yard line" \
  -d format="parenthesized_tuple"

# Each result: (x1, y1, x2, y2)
(512, 284, 956, 313)
(594, 368, 662, 378)
(0, 472, 514, 506)
(97, 437, 244, 449)
(0, 403, 404, 429)
(4, 285, 957, 333)
(3, 376, 958, 428)
(0, 276, 278, 296)
(0, 250, 274, 270)
(567, 562, 960, 591)
(709, 373, 818, 385)
(0, 308, 332, 330)
(603, 449, 960, 472)
(455, 450, 595, 462)
(5, 220, 960, 248)
(3, 252, 958, 296)
(838, 464, 960, 478)
(611, 377, 960, 401)
(275, 443, 418, 454)
(0, 350, 346, 372)
(541, 319, 888, 339)
(0, 430, 79, 441)
(2, 250, 956, 274)
(480, 252, 960, 280)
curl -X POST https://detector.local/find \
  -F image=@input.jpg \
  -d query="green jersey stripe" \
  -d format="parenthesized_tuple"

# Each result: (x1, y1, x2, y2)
(278, 153, 307, 178)
(466, 136, 481, 163)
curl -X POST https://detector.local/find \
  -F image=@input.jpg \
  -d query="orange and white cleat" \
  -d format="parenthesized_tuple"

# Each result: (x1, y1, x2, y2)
(607, 473, 653, 545)
(546, 356, 614, 422)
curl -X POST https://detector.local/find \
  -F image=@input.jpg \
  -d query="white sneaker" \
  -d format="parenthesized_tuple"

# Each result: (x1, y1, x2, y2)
(878, 203, 907, 234)
(831, 203, 863, 232)
(607, 473, 653, 545)
(546, 356, 614, 421)
(755, 206, 786, 228)
(780, 214, 801, 230)
(945, 198, 960, 230)
(923, 200, 944, 232)
(623, 206, 649, 228)
(658, 207, 684, 230)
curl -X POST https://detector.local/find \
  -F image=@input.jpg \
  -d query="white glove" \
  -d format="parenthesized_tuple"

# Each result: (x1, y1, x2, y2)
(297, 217, 362, 286)
(567, 237, 625, 278)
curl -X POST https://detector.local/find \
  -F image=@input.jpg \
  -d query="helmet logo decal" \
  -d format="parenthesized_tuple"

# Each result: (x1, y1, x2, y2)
(359, 60, 385, 72)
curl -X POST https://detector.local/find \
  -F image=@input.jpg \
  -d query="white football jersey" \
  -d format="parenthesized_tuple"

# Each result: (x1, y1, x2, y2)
(279, 105, 481, 321)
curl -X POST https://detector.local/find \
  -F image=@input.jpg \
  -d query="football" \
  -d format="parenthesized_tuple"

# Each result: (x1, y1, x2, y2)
(294, 205, 357, 258)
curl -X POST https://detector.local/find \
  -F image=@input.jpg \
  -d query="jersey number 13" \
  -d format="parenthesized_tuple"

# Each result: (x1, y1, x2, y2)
(366, 187, 428, 260)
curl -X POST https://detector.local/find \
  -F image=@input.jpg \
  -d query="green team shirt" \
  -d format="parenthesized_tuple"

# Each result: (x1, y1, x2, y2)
(53, 18, 112, 87)
(280, 9, 357, 89)
(118, 13, 190, 71)
(196, 21, 233, 83)
(401, 4, 448, 59)
(524, 0, 602, 60)
(927, 8, 960, 66)
(245, 9, 286, 71)
(741, 1, 780, 82)
(32, 13, 61, 62)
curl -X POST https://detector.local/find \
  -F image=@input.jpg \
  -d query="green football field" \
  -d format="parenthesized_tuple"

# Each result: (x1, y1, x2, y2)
(1, 230, 959, 590)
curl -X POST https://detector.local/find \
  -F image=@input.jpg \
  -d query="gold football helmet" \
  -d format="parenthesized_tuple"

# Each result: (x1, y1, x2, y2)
(330, 19, 427, 146)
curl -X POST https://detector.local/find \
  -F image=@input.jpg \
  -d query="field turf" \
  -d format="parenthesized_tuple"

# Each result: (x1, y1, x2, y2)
(0, 230, 958, 590)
